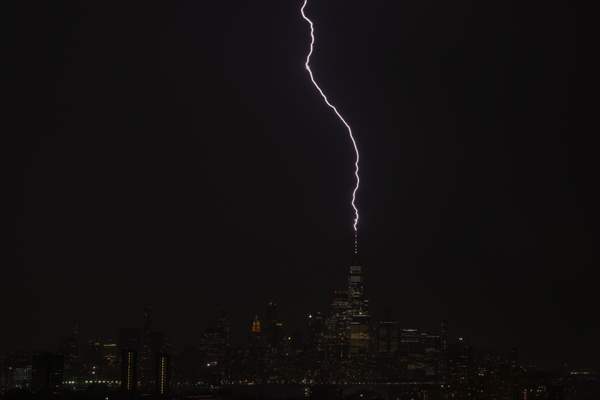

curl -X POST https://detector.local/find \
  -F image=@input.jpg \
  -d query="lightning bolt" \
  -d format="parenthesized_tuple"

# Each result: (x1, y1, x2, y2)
(301, 0, 361, 255)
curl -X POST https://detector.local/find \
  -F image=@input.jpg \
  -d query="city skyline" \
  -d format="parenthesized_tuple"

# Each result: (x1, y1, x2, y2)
(2, 260, 597, 398)
(1, 259, 591, 372)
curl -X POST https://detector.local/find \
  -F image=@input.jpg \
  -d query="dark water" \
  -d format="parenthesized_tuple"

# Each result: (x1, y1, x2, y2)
(207, 384, 427, 400)
(212, 384, 311, 399)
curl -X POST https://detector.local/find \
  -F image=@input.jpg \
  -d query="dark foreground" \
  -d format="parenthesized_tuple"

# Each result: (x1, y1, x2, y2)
(3, 379, 600, 400)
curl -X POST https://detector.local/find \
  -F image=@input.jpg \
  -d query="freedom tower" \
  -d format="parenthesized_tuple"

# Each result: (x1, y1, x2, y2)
(348, 255, 370, 356)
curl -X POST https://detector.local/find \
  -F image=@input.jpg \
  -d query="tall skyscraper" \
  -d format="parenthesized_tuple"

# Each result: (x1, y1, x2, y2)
(86, 338, 119, 382)
(118, 328, 140, 392)
(306, 312, 325, 354)
(200, 310, 230, 380)
(155, 353, 170, 396)
(324, 289, 350, 360)
(347, 258, 370, 356)
(139, 306, 153, 390)
(248, 315, 266, 382)
(440, 320, 449, 379)
(250, 315, 262, 337)
(420, 331, 441, 377)
(449, 337, 472, 384)
(59, 321, 80, 383)
(216, 309, 231, 349)
(120, 349, 137, 393)
(264, 301, 284, 349)
(376, 320, 400, 355)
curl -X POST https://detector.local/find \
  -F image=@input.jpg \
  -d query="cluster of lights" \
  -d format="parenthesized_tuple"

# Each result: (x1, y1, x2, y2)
(63, 380, 120, 385)
(126, 352, 133, 391)
(159, 357, 167, 395)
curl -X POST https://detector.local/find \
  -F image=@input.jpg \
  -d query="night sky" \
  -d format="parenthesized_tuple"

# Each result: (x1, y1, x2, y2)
(7, 1, 591, 369)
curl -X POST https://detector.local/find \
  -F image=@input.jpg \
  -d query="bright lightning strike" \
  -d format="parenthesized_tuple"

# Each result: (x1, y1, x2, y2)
(300, 0, 361, 254)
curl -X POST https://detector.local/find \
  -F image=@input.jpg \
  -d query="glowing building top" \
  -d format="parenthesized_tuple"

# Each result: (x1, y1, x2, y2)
(250, 315, 261, 334)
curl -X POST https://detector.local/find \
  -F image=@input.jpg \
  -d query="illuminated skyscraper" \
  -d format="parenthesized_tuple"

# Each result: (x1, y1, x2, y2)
(347, 258, 370, 356)
(118, 328, 140, 393)
(250, 315, 262, 336)
(155, 353, 170, 396)
(248, 315, 266, 381)
(85, 338, 119, 382)
(324, 289, 350, 359)
(120, 349, 137, 393)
